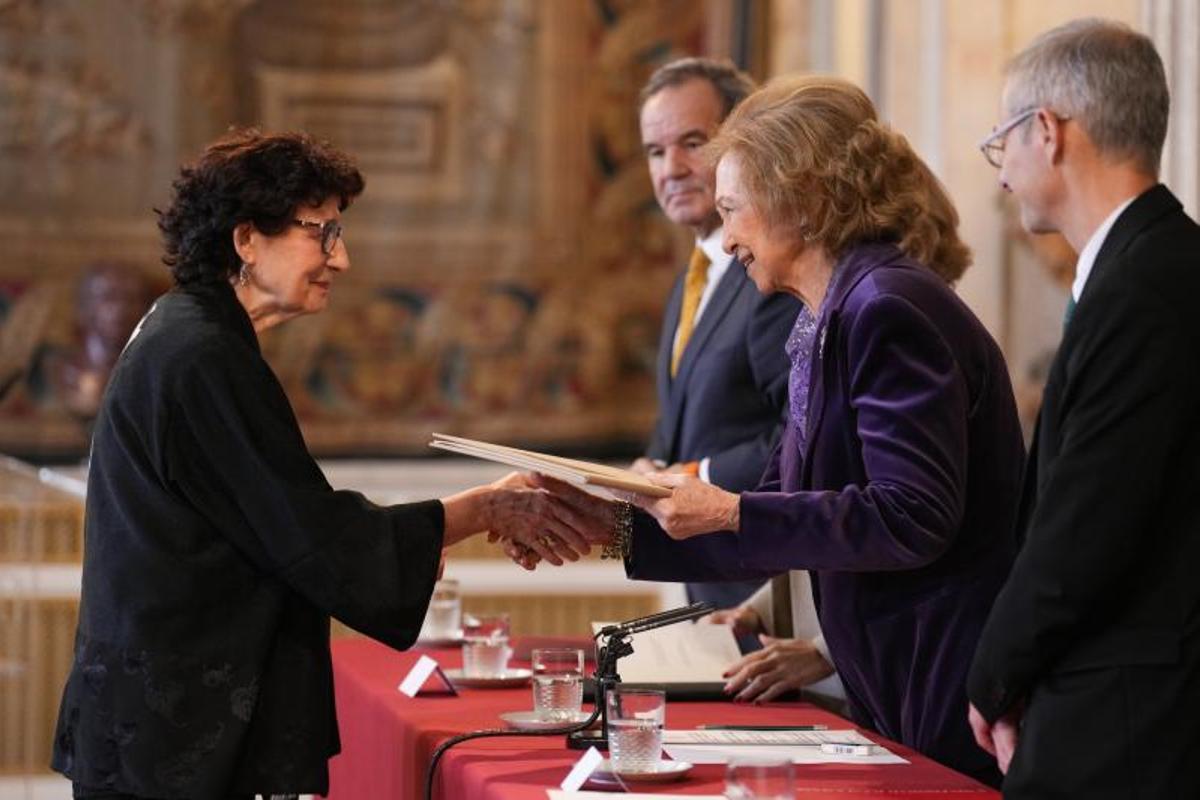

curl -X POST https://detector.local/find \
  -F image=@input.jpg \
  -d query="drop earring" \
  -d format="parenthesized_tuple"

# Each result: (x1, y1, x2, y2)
(238, 263, 251, 287)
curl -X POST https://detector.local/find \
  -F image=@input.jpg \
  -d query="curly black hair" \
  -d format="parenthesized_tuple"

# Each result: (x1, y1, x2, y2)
(156, 128, 365, 285)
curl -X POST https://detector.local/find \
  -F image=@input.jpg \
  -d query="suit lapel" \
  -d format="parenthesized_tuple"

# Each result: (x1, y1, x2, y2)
(659, 260, 746, 461)
(1080, 184, 1179, 309)
(656, 274, 684, 413)
(800, 313, 834, 478)
(1023, 186, 1180, 545)
(799, 243, 906, 477)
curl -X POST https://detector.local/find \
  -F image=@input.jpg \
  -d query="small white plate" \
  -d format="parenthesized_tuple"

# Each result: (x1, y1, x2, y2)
(498, 710, 594, 731)
(586, 758, 693, 786)
(416, 631, 464, 647)
(443, 667, 533, 688)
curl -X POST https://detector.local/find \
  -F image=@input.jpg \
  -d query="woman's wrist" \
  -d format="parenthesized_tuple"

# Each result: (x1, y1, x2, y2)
(439, 485, 491, 547)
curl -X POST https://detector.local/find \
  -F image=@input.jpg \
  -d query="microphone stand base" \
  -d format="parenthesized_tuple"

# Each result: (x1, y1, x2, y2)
(566, 729, 609, 751)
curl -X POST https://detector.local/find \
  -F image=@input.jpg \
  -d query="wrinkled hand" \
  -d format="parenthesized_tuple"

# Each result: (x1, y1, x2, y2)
(703, 605, 765, 638)
(488, 473, 617, 570)
(483, 472, 595, 567)
(722, 635, 834, 703)
(626, 473, 739, 540)
(969, 702, 1021, 775)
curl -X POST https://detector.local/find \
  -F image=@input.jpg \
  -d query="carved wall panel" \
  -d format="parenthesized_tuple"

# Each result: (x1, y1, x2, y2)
(0, 0, 722, 458)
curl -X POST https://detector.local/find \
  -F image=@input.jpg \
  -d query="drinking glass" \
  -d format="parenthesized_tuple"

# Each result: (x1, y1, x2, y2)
(461, 613, 511, 677)
(605, 687, 665, 773)
(724, 757, 796, 799)
(531, 648, 584, 721)
(423, 578, 461, 639)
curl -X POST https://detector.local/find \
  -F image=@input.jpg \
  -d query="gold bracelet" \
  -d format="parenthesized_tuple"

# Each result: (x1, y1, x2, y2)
(601, 501, 633, 560)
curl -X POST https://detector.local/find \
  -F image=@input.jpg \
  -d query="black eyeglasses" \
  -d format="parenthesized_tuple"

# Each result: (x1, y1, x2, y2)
(292, 218, 344, 255)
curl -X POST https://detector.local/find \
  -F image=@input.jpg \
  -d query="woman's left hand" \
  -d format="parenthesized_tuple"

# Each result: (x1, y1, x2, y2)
(626, 473, 740, 539)
(722, 635, 835, 703)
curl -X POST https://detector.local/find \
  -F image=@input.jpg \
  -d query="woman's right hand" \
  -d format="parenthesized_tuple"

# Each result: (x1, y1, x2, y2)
(440, 472, 598, 566)
(489, 487, 594, 567)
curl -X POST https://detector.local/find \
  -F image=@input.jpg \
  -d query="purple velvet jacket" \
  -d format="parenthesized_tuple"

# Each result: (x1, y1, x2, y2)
(627, 243, 1024, 783)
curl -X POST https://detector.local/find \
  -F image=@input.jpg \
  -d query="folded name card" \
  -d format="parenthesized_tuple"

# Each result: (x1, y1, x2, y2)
(398, 654, 457, 697)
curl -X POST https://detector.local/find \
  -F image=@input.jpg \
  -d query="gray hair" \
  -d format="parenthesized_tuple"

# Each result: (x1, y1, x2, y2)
(639, 57, 756, 121)
(1005, 18, 1169, 176)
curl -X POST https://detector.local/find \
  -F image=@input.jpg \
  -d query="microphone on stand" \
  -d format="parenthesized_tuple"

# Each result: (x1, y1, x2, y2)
(567, 601, 714, 751)
(596, 601, 714, 637)
(424, 602, 717, 800)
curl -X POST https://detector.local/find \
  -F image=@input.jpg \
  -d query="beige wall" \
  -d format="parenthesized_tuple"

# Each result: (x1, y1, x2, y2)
(767, 0, 1142, 436)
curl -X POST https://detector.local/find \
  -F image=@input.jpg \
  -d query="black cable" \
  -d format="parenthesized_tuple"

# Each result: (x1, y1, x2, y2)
(422, 708, 602, 800)
(423, 603, 712, 800)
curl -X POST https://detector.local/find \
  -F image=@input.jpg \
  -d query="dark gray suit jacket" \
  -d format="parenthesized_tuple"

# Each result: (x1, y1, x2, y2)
(645, 256, 800, 607)
(968, 185, 1200, 798)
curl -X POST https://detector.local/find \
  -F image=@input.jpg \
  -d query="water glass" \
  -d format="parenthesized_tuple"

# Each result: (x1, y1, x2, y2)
(605, 687, 665, 773)
(724, 757, 795, 799)
(424, 578, 462, 639)
(461, 613, 511, 677)
(531, 648, 584, 721)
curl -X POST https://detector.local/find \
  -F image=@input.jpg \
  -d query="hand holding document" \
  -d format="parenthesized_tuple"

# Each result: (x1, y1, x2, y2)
(430, 433, 672, 498)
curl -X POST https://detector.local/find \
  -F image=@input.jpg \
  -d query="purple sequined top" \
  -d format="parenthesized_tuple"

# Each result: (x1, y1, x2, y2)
(784, 305, 819, 450)
(785, 264, 850, 449)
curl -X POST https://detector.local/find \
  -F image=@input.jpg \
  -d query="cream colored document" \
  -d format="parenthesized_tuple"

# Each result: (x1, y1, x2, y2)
(429, 432, 671, 498)
(661, 729, 908, 765)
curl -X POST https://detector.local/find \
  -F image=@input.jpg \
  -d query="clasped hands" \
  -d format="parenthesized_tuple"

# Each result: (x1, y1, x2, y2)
(488, 469, 742, 570)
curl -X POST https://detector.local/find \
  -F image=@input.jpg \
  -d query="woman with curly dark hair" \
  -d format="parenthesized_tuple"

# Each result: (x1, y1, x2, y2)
(51, 129, 593, 800)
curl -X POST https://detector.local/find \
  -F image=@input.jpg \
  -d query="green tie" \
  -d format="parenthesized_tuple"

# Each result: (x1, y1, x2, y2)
(1063, 296, 1077, 330)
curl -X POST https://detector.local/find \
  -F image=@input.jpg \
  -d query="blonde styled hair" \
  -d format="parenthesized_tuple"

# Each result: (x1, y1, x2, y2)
(709, 75, 970, 283)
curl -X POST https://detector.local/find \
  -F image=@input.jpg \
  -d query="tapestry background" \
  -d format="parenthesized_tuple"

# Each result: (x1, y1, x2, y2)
(0, 0, 751, 458)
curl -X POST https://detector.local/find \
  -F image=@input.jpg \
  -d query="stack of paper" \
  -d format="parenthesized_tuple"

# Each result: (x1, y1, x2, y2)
(429, 433, 671, 498)
(590, 621, 740, 692)
(661, 728, 908, 765)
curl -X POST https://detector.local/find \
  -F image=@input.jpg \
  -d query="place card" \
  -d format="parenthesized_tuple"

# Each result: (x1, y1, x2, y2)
(397, 654, 457, 697)
(559, 746, 604, 792)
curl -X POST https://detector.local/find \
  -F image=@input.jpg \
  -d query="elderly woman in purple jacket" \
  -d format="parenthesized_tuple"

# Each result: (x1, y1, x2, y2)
(526, 76, 1024, 786)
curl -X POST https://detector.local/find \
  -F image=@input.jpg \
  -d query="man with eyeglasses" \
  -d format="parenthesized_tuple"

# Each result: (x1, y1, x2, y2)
(967, 18, 1200, 798)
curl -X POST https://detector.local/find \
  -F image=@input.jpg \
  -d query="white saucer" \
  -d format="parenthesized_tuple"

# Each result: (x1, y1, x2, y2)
(498, 710, 594, 731)
(416, 631, 464, 647)
(585, 758, 693, 786)
(443, 667, 533, 688)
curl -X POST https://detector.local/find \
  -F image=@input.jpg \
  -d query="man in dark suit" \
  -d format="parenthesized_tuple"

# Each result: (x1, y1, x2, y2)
(968, 19, 1200, 797)
(634, 58, 800, 610)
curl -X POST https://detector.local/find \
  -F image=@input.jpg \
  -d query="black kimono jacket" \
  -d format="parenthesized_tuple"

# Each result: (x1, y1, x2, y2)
(51, 280, 444, 799)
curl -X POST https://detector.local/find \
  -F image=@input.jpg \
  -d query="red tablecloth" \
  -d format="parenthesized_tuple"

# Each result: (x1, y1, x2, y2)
(324, 637, 999, 800)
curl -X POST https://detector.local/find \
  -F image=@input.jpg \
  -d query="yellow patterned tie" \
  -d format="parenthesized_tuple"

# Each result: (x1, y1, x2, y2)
(671, 246, 710, 377)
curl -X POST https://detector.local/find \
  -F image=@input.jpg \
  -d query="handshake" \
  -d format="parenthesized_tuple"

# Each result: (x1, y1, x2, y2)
(479, 472, 618, 570)
(472, 460, 745, 570)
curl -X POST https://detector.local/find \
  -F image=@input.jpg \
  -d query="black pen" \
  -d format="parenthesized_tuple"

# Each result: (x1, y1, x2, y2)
(698, 724, 828, 731)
